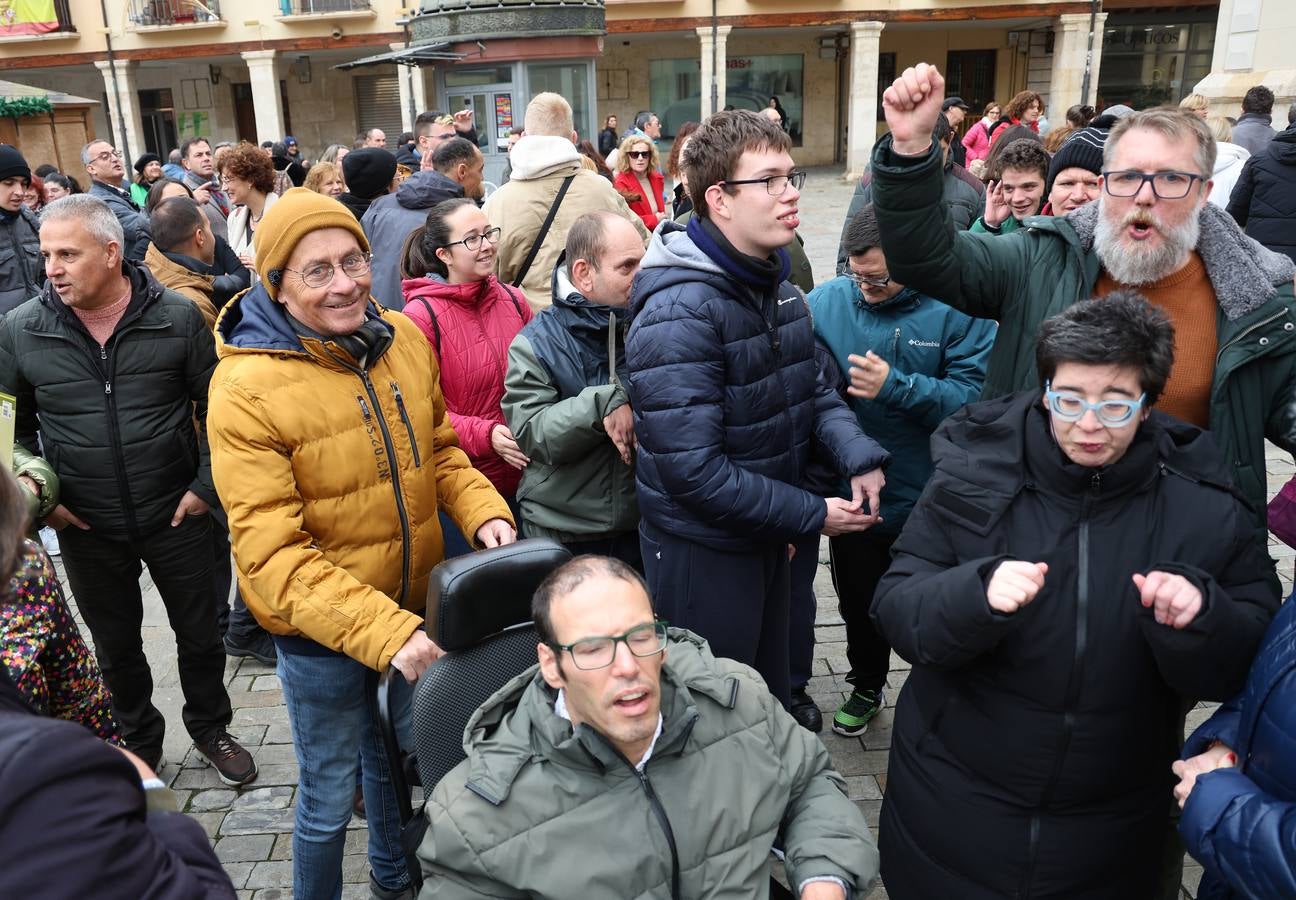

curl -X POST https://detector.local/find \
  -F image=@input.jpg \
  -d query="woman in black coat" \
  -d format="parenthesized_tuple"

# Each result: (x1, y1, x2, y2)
(872, 292, 1278, 900)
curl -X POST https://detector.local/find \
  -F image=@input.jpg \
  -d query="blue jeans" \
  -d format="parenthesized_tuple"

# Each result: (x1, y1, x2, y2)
(278, 648, 412, 899)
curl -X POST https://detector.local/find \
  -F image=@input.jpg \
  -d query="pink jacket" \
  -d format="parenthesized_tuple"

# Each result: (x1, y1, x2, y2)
(962, 120, 995, 162)
(401, 274, 532, 497)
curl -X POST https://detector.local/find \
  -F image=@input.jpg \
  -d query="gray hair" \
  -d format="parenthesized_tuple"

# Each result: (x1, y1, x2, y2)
(1105, 107, 1216, 180)
(80, 139, 113, 167)
(41, 194, 125, 249)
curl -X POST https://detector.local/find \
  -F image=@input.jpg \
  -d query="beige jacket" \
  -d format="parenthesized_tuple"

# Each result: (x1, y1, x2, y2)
(485, 136, 649, 312)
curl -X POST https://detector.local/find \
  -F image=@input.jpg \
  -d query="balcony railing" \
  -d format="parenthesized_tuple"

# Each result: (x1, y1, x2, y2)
(279, 0, 371, 13)
(128, 0, 221, 27)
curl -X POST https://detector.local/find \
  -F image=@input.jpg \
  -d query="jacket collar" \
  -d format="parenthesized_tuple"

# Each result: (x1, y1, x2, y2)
(508, 136, 581, 181)
(40, 259, 162, 327)
(1057, 200, 1296, 321)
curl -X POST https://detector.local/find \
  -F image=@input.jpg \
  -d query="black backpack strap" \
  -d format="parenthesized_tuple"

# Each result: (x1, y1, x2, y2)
(512, 174, 575, 288)
(415, 296, 442, 357)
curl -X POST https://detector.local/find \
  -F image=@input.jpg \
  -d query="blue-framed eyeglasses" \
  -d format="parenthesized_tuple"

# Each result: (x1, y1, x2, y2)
(1045, 381, 1145, 426)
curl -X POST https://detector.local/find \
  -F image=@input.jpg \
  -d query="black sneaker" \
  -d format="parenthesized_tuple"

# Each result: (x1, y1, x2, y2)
(832, 688, 885, 737)
(788, 689, 823, 733)
(224, 631, 277, 666)
(195, 731, 258, 786)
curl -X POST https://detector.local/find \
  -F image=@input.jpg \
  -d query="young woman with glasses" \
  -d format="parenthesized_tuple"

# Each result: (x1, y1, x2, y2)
(870, 292, 1278, 899)
(399, 197, 532, 553)
(613, 135, 666, 232)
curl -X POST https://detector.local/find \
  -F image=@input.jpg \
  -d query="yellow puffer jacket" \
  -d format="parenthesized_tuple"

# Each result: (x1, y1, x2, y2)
(207, 283, 512, 671)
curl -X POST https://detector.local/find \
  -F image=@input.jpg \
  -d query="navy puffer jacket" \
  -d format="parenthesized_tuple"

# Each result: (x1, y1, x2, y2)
(1180, 594, 1296, 899)
(626, 220, 889, 550)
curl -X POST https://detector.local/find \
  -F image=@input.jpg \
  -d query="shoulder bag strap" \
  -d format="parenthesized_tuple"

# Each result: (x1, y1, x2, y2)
(415, 296, 442, 357)
(512, 174, 575, 288)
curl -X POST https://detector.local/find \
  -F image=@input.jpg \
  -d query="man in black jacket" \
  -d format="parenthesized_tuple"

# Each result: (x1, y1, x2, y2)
(0, 668, 235, 899)
(0, 145, 42, 315)
(84, 139, 152, 261)
(0, 194, 256, 786)
(1226, 119, 1296, 264)
(626, 111, 889, 708)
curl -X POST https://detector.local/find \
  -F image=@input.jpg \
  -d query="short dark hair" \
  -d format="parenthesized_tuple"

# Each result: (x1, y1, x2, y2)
(842, 204, 882, 258)
(431, 137, 478, 174)
(991, 137, 1050, 182)
(565, 210, 624, 276)
(1035, 291, 1175, 406)
(634, 110, 657, 131)
(179, 136, 210, 161)
(1242, 85, 1274, 115)
(682, 110, 792, 220)
(149, 196, 207, 253)
(400, 196, 477, 280)
(933, 113, 953, 146)
(532, 555, 650, 647)
(144, 177, 193, 214)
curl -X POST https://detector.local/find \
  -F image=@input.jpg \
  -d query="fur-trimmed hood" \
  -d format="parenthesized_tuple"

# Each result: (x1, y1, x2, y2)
(1062, 200, 1296, 321)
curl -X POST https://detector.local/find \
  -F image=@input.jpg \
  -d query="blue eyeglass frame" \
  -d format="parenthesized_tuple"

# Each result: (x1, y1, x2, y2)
(1044, 380, 1146, 426)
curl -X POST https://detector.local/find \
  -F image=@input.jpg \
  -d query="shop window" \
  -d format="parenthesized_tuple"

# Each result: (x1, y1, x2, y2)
(526, 62, 592, 143)
(649, 54, 804, 144)
(1098, 19, 1215, 109)
(445, 66, 513, 88)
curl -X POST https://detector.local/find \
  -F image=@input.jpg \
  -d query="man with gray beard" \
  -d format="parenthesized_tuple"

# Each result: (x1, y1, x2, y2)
(867, 62, 1296, 542)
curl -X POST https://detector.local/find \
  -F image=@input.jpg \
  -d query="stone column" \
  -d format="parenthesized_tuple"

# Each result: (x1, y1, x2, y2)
(1049, 13, 1107, 115)
(241, 50, 284, 145)
(695, 24, 733, 120)
(94, 59, 147, 164)
(845, 21, 885, 181)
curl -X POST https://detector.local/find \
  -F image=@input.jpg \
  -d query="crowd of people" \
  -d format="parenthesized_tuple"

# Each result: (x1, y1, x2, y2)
(0, 61, 1295, 900)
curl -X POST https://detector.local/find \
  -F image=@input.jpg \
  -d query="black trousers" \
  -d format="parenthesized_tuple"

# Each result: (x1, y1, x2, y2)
(827, 530, 898, 693)
(209, 508, 265, 645)
(640, 520, 792, 707)
(59, 514, 233, 760)
(788, 531, 822, 693)
(563, 531, 644, 574)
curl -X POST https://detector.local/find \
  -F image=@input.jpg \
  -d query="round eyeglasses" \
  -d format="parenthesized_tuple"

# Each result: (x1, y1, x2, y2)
(549, 621, 669, 671)
(1045, 380, 1146, 426)
(443, 227, 502, 252)
(283, 251, 373, 289)
(1102, 170, 1204, 200)
(719, 170, 807, 197)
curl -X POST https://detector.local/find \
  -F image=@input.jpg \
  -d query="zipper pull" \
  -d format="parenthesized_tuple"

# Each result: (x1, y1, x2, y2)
(1090, 472, 1101, 494)
(357, 395, 372, 420)
(100, 345, 107, 360)
(391, 380, 404, 404)
(104, 381, 112, 395)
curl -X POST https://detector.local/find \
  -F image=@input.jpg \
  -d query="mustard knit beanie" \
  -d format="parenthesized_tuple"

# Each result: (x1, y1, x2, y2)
(254, 188, 370, 300)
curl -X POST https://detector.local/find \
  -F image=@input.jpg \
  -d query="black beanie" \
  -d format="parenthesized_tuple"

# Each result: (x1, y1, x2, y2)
(342, 148, 398, 200)
(133, 152, 161, 175)
(1045, 117, 1114, 198)
(0, 145, 31, 185)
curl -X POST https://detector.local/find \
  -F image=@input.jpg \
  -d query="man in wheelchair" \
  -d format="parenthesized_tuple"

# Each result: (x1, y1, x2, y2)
(417, 555, 879, 898)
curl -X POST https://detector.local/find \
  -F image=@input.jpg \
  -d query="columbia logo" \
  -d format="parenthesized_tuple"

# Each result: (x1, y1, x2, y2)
(908, 339, 939, 348)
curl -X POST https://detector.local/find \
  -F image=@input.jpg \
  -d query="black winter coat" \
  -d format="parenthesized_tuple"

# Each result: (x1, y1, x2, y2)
(0, 669, 235, 898)
(1227, 125, 1296, 265)
(89, 180, 151, 261)
(0, 262, 218, 537)
(0, 207, 42, 315)
(872, 392, 1277, 900)
(626, 220, 889, 550)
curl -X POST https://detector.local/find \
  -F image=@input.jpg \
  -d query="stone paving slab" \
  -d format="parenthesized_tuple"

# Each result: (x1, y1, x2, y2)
(53, 164, 1294, 899)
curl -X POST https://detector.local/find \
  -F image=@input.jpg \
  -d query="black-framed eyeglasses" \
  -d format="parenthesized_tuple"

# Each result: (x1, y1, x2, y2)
(1101, 170, 1205, 200)
(627, 150, 652, 160)
(719, 170, 807, 197)
(443, 226, 501, 252)
(549, 621, 669, 671)
(847, 271, 891, 289)
(283, 251, 372, 289)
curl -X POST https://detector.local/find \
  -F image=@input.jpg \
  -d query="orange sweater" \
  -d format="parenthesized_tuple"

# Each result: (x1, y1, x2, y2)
(1095, 252, 1216, 428)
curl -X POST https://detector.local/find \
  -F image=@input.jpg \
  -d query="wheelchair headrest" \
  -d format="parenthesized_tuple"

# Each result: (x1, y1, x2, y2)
(424, 538, 572, 651)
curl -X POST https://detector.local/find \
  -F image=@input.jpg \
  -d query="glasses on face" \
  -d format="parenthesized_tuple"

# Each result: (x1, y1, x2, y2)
(284, 251, 373, 289)
(720, 170, 807, 197)
(550, 621, 669, 671)
(1102, 170, 1204, 200)
(627, 150, 652, 160)
(847, 271, 891, 289)
(91, 149, 122, 164)
(443, 226, 501, 252)
(1045, 380, 1146, 426)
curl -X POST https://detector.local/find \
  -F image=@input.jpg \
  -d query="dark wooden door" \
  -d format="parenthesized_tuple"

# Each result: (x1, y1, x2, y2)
(945, 49, 998, 128)
(232, 83, 256, 143)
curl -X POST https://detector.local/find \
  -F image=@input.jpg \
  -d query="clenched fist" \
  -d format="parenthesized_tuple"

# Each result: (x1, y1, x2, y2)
(986, 560, 1048, 614)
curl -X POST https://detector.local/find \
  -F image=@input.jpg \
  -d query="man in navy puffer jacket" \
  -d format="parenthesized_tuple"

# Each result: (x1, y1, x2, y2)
(626, 111, 889, 708)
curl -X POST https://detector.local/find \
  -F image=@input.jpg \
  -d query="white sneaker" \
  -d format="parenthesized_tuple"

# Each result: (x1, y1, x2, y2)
(39, 526, 60, 557)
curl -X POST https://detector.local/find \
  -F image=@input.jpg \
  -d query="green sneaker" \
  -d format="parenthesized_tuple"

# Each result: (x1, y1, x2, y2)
(832, 689, 885, 737)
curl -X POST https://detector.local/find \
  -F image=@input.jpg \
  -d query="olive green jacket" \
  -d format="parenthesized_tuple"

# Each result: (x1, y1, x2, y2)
(418, 631, 878, 898)
(869, 136, 1296, 536)
(13, 447, 58, 524)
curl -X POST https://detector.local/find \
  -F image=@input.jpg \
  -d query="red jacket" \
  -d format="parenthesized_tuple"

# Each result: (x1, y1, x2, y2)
(614, 170, 666, 232)
(401, 275, 532, 497)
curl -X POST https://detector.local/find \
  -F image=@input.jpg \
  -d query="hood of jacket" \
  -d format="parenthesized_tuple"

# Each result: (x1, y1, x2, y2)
(394, 169, 466, 209)
(628, 220, 734, 318)
(1051, 200, 1296, 321)
(458, 630, 733, 804)
(1267, 125, 1296, 164)
(507, 135, 582, 181)
(550, 252, 623, 328)
(1213, 141, 1252, 175)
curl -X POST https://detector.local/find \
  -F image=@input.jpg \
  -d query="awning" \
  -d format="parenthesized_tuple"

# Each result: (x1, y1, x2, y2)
(334, 43, 462, 70)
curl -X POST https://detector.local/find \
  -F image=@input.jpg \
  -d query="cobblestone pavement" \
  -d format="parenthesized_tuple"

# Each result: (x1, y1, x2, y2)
(57, 167, 1295, 898)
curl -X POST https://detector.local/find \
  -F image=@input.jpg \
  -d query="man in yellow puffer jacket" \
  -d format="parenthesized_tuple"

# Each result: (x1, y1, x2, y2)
(207, 188, 515, 900)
